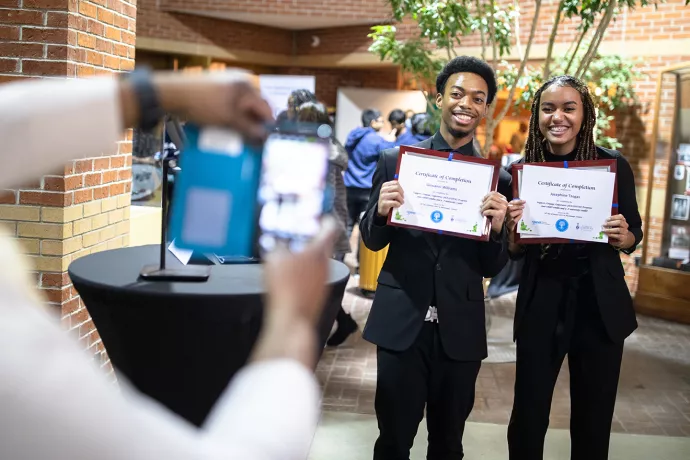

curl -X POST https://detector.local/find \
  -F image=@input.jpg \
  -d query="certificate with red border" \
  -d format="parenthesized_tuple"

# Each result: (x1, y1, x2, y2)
(387, 145, 501, 242)
(511, 159, 618, 244)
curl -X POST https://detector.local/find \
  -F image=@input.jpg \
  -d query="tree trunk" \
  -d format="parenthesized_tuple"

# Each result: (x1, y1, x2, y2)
(476, 0, 486, 61)
(482, 0, 501, 156)
(487, 0, 543, 154)
(481, 99, 498, 155)
(513, 0, 523, 60)
(418, 84, 436, 114)
(488, 0, 499, 70)
(564, 28, 588, 75)
(543, 0, 565, 80)
(575, 0, 617, 79)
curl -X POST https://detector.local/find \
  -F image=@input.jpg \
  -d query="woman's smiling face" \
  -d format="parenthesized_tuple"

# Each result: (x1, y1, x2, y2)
(538, 84, 584, 155)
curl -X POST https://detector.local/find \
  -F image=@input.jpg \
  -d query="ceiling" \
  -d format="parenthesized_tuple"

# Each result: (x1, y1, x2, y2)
(170, 9, 390, 31)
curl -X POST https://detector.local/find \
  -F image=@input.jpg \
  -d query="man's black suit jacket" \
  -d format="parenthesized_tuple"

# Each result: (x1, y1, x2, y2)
(505, 146, 642, 344)
(359, 133, 511, 361)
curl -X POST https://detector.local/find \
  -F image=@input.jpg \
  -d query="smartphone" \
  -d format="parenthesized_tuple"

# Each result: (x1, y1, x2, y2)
(257, 123, 332, 253)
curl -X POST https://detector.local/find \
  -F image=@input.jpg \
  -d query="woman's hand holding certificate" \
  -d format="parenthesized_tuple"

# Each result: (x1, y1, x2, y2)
(603, 214, 635, 249)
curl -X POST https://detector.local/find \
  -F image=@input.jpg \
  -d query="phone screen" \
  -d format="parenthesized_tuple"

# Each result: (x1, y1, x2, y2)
(257, 131, 330, 252)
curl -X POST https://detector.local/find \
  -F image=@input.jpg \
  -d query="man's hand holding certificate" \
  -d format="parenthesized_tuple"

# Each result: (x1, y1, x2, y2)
(517, 164, 616, 242)
(381, 146, 503, 241)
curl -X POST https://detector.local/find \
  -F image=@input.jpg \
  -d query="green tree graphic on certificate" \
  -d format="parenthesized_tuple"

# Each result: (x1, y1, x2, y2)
(594, 231, 605, 240)
(470, 223, 478, 233)
(394, 209, 405, 221)
(519, 220, 532, 232)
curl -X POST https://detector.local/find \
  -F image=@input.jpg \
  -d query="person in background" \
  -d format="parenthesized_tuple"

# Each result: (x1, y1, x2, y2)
(286, 89, 317, 121)
(510, 121, 528, 155)
(404, 108, 416, 132)
(296, 101, 359, 346)
(276, 110, 289, 125)
(388, 108, 419, 147)
(0, 69, 337, 460)
(488, 142, 504, 161)
(409, 113, 433, 142)
(360, 56, 510, 460)
(504, 75, 643, 460)
(344, 108, 389, 271)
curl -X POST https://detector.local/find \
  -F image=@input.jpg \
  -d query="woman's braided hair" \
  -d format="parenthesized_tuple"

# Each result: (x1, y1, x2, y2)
(524, 75, 599, 259)
(524, 75, 598, 164)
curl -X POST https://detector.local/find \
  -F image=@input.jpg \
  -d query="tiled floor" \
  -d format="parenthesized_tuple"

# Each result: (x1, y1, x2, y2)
(317, 276, 690, 437)
(309, 412, 690, 460)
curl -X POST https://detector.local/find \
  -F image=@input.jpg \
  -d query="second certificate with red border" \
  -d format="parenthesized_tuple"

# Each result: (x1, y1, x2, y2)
(387, 145, 501, 242)
(511, 159, 618, 244)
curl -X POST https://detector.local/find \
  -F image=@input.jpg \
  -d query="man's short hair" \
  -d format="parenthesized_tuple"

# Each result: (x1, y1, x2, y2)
(436, 56, 497, 104)
(388, 109, 406, 125)
(362, 109, 382, 127)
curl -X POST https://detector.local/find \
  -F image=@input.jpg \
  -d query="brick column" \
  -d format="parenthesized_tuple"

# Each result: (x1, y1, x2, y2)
(0, 0, 136, 373)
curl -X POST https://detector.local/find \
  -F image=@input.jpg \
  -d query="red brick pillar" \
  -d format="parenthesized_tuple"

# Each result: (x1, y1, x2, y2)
(0, 0, 136, 375)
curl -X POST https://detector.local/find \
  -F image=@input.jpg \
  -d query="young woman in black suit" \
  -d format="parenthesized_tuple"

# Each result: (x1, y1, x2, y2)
(504, 75, 643, 460)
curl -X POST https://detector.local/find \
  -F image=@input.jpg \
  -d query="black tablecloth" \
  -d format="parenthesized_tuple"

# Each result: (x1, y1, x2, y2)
(68, 245, 350, 426)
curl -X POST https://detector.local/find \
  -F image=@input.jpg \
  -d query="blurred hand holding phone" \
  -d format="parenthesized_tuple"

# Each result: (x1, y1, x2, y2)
(168, 121, 332, 259)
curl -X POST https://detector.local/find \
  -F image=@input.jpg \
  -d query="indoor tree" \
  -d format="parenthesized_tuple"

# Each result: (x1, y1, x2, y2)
(369, 0, 542, 156)
(369, 0, 678, 153)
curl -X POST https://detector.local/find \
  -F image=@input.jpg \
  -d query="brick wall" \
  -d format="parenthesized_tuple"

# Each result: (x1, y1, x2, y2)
(0, 0, 135, 80)
(136, 0, 392, 56)
(137, 0, 690, 55)
(158, 0, 391, 20)
(0, 0, 136, 373)
(285, 66, 399, 106)
(295, 24, 376, 56)
(289, 0, 690, 55)
(137, 0, 293, 55)
(465, 0, 690, 48)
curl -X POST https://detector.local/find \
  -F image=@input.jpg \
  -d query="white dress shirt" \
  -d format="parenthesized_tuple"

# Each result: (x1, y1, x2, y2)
(425, 306, 439, 322)
(0, 77, 319, 459)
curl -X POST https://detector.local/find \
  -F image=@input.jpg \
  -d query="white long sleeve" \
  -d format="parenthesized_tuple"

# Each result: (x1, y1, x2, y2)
(0, 77, 123, 189)
(0, 77, 320, 459)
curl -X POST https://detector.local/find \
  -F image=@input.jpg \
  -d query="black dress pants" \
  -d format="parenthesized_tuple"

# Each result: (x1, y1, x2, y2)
(507, 275, 624, 460)
(374, 322, 481, 460)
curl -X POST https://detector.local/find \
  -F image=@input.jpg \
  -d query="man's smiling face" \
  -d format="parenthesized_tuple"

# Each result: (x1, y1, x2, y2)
(436, 72, 489, 139)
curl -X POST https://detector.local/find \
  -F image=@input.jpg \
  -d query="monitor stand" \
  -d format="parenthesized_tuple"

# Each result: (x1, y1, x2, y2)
(139, 119, 211, 282)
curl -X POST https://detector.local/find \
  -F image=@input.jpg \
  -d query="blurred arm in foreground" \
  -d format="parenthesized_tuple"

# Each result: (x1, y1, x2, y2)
(0, 71, 332, 459)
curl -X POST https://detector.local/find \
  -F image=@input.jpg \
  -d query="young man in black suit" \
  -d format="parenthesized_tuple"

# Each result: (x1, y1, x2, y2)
(360, 56, 511, 460)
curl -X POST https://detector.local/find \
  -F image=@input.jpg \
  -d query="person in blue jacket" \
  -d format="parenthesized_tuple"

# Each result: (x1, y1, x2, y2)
(344, 108, 389, 270)
(388, 109, 419, 147)
(409, 112, 433, 143)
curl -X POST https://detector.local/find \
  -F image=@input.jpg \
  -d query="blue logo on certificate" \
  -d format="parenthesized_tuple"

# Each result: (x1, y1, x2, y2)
(431, 211, 443, 223)
(556, 219, 569, 232)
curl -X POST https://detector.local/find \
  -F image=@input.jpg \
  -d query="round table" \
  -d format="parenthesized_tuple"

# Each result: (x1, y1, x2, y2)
(69, 244, 350, 427)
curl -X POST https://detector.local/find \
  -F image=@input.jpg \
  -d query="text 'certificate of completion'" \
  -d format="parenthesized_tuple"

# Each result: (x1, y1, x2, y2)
(518, 165, 616, 242)
(388, 147, 499, 241)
